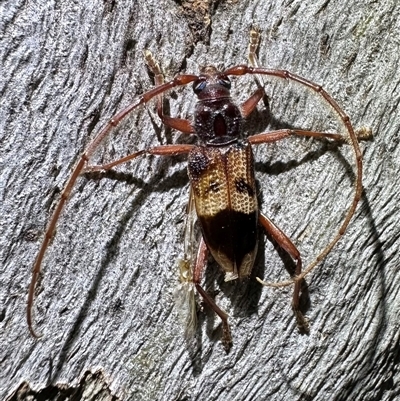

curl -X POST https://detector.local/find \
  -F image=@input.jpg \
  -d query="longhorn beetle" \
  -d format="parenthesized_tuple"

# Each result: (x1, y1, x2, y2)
(27, 29, 363, 351)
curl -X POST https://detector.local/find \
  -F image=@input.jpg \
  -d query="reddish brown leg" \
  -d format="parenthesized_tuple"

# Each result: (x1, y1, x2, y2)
(240, 87, 265, 118)
(144, 50, 194, 134)
(258, 213, 309, 332)
(249, 129, 344, 144)
(193, 237, 232, 351)
(84, 144, 194, 172)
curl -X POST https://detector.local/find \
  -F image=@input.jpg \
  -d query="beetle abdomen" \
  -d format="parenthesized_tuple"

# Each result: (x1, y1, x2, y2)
(188, 140, 258, 279)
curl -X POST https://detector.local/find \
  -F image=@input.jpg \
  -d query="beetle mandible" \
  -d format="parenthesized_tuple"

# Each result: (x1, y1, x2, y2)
(27, 29, 363, 351)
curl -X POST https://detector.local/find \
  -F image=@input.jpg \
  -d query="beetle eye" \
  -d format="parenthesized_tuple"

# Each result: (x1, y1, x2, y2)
(193, 80, 207, 94)
(218, 76, 231, 89)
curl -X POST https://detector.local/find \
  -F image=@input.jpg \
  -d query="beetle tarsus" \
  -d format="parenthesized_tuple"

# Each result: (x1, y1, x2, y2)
(222, 324, 233, 353)
(293, 307, 310, 334)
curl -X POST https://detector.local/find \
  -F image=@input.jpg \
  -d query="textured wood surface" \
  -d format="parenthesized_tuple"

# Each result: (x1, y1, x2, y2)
(2, 1, 400, 400)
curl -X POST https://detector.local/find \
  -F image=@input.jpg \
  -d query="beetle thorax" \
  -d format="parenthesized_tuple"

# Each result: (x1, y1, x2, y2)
(194, 98, 243, 144)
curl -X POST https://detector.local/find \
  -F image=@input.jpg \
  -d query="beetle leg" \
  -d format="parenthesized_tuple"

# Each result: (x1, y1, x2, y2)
(258, 213, 309, 332)
(249, 129, 344, 144)
(193, 237, 232, 352)
(144, 50, 194, 134)
(240, 87, 265, 118)
(83, 144, 194, 172)
(160, 115, 194, 133)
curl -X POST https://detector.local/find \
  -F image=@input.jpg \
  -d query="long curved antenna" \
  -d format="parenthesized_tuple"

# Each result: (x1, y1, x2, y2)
(27, 74, 198, 337)
(224, 64, 363, 288)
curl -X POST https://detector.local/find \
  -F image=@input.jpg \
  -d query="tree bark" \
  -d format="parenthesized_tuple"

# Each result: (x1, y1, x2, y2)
(1, 0, 399, 400)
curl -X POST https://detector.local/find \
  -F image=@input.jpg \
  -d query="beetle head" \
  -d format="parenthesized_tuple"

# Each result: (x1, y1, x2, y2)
(193, 66, 231, 100)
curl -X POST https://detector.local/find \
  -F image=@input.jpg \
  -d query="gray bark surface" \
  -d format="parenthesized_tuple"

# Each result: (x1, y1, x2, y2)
(1, 0, 399, 400)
